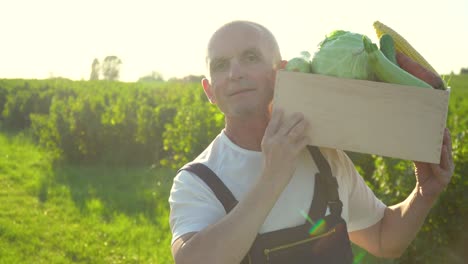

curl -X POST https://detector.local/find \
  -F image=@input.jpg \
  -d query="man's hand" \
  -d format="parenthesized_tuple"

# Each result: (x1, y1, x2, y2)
(399, 54, 453, 197)
(260, 108, 310, 190)
(351, 128, 455, 258)
(413, 128, 455, 199)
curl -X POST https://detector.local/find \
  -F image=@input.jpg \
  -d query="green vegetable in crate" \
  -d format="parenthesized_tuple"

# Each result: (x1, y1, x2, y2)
(285, 51, 312, 73)
(379, 34, 398, 65)
(362, 37, 432, 88)
(310, 30, 373, 80)
(374, 20, 446, 89)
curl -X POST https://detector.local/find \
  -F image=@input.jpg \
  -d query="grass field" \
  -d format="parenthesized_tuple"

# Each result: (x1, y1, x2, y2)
(0, 131, 174, 263)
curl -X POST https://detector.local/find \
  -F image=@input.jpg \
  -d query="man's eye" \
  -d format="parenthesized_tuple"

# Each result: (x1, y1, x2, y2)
(211, 60, 229, 72)
(244, 52, 259, 62)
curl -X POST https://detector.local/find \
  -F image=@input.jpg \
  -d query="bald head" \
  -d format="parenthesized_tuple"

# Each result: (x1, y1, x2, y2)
(205, 21, 282, 80)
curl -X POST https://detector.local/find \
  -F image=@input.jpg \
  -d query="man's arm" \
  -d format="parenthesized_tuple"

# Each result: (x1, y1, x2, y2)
(172, 175, 294, 263)
(349, 187, 438, 258)
(171, 109, 310, 264)
(350, 129, 454, 258)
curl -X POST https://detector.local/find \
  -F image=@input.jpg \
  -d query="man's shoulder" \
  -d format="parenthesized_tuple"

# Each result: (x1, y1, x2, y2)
(318, 147, 351, 166)
(316, 147, 358, 183)
(175, 132, 226, 180)
(180, 132, 224, 167)
(171, 164, 218, 201)
(180, 130, 255, 175)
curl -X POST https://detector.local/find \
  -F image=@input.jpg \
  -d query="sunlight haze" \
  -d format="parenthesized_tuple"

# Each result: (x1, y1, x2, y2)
(1, 0, 467, 82)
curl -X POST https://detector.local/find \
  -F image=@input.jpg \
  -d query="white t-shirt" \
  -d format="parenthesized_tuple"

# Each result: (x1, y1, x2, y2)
(169, 130, 386, 245)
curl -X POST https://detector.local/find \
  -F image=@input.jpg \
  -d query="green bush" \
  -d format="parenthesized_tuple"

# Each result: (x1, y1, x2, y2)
(161, 86, 224, 169)
(1, 78, 223, 168)
(1, 80, 54, 130)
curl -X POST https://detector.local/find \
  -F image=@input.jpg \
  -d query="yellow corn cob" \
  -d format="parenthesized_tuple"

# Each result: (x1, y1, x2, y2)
(373, 21, 439, 76)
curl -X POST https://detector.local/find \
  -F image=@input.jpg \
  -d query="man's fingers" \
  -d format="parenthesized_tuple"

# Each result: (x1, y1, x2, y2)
(441, 128, 454, 174)
(430, 146, 452, 185)
(444, 128, 454, 164)
(265, 108, 284, 136)
(440, 145, 450, 170)
(293, 136, 311, 153)
(288, 119, 309, 140)
(278, 112, 304, 136)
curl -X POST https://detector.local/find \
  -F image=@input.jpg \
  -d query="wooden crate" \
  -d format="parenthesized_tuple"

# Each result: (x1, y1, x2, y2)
(273, 71, 450, 163)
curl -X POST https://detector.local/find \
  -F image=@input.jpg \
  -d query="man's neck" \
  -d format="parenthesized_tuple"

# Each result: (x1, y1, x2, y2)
(224, 114, 270, 151)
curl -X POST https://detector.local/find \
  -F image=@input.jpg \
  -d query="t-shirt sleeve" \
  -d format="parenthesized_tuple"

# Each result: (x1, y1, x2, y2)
(337, 151, 387, 232)
(168, 169, 226, 245)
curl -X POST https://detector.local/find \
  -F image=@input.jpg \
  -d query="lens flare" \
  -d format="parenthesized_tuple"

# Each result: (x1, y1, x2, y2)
(309, 218, 326, 236)
(353, 251, 367, 264)
(299, 210, 315, 226)
(299, 210, 327, 236)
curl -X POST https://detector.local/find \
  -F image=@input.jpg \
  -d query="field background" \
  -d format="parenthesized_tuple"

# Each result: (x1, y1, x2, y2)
(0, 75, 467, 263)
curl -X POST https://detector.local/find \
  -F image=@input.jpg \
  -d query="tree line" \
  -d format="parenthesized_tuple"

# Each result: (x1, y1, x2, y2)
(88, 56, 204, 83)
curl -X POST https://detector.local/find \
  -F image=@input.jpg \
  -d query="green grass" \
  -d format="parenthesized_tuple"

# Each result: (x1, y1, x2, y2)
(0, 131, 175, 263)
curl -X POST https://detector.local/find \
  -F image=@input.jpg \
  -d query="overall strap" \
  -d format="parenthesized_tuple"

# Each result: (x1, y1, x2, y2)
(178, 163, 238, 213)
(307, 145, 343, 217)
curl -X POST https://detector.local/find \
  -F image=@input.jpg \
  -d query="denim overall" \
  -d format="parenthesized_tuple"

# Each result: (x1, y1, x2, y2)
(179, 146, 354, 263)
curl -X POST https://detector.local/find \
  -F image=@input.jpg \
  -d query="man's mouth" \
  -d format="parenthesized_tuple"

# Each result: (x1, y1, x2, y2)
(229, 89, 255, 96)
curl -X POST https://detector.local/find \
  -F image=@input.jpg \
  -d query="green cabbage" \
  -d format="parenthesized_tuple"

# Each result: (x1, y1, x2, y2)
(310, 30, 374, 80)
(285, 51, 312, 73)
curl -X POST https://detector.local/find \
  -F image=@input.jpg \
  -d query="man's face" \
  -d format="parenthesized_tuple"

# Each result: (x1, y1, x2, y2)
(204, 23, 278, 118)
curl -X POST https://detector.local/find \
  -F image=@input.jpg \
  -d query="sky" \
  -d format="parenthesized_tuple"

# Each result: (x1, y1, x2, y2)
(1, 0, 467, 82)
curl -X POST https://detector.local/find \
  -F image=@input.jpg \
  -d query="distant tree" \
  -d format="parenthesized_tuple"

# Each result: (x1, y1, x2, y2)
(138, 71, 164, 82)
(168, 74, 205, 83)
(460, 67, 468, 75)
(102, 56, 122, 81)
(182, 75, 204, 83)
(90, 58, 100, 80)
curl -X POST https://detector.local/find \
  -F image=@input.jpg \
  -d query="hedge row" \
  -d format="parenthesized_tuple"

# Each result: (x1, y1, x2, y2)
(0, 79, 223, 167)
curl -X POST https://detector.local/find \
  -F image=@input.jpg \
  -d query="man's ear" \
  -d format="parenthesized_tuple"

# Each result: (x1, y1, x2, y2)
(202, 78, 216, 104)
(278, 60, 288, 70)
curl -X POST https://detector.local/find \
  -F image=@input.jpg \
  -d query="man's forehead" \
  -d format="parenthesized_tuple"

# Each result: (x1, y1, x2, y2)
(212, 22, 262, 41)
(207, 23, 266, 59)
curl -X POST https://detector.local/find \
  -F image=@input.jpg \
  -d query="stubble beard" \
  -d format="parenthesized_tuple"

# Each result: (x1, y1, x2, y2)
(226, 94, 272, 120)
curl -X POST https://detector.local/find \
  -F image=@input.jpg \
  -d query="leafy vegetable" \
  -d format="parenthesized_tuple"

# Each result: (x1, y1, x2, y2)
(363, 37, 432, 88)
(379, 34, 398, 65)
(285, 51, 312, 73)
(310, 30, 373, 80)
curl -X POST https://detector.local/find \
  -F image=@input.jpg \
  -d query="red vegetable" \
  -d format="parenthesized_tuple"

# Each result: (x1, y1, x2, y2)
(396, 52, 444, 89)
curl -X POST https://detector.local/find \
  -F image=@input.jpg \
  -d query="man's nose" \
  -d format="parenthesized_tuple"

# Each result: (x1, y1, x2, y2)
(229, 59, 243, 80)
